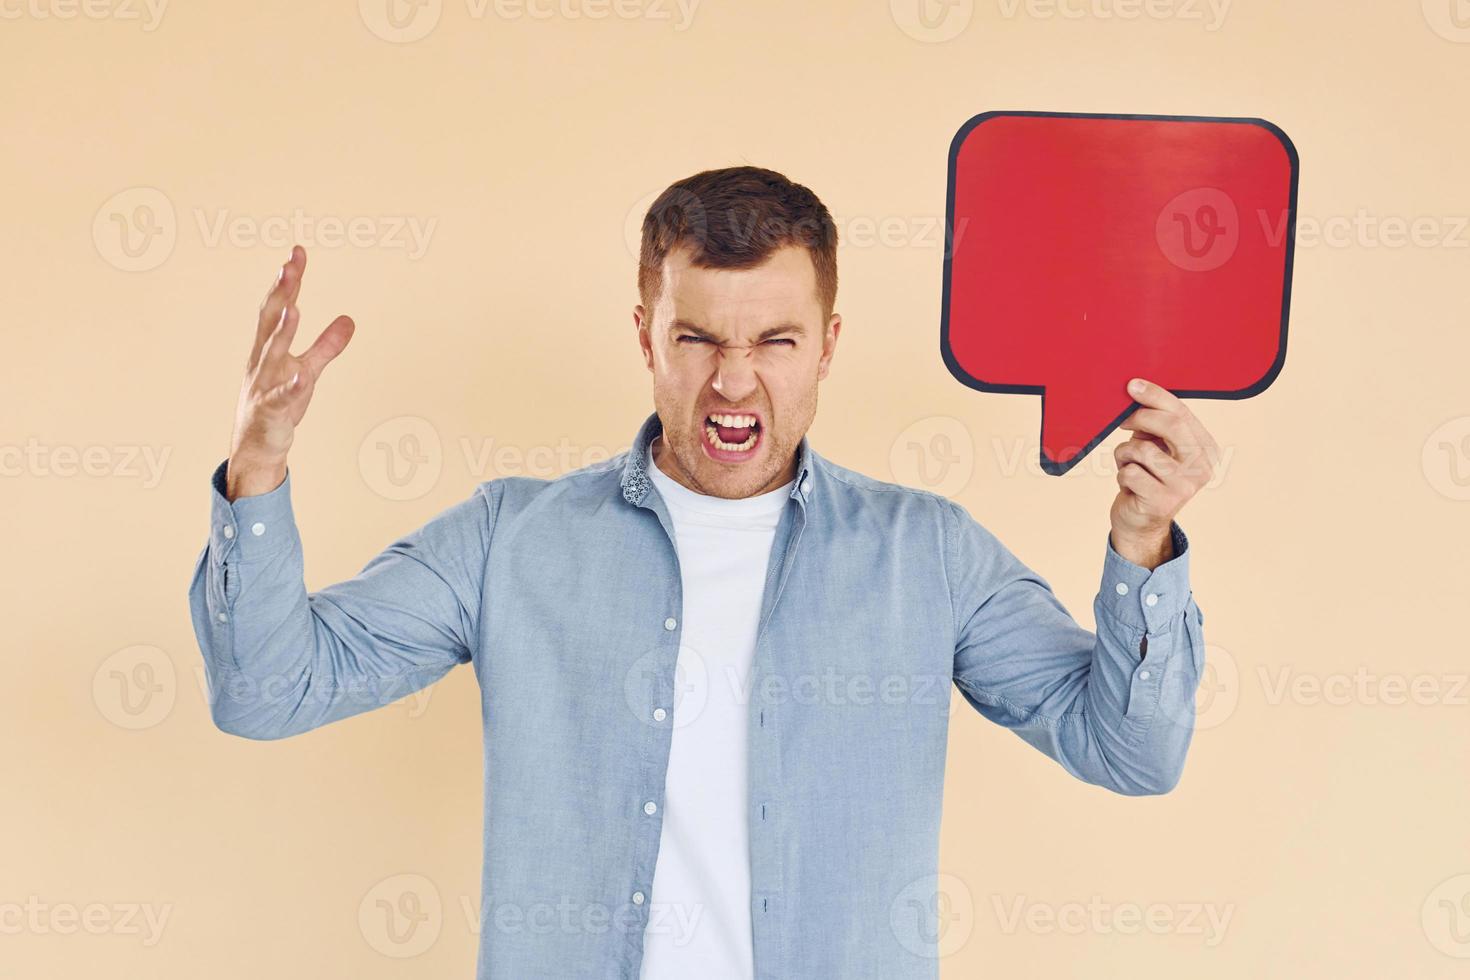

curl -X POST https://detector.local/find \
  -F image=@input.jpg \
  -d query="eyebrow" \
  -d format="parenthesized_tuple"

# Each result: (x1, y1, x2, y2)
(670, 319, 807, 342)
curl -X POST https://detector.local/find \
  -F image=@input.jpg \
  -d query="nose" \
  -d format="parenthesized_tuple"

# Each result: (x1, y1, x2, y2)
(710, 344, 759, 402)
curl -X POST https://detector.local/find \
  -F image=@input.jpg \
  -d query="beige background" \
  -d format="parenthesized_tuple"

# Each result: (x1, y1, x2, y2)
(4, 0, 1468, 976)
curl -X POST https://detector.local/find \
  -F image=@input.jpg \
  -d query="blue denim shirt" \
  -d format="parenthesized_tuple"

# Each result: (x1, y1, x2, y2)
(187, 410, 1205, 979)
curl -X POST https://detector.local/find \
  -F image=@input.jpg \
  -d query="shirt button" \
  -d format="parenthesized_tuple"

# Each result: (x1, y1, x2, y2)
(801, 476, 812, 495)
(1114, 582, 1128, 596)
(663, 617, 677, 631)
(652, 707, 667, 722)
(643, 801, 657, 815)
(216, 611, 228, 623)
(222, 525, 234, 539)
(1139, 670, 1151, 680)
(1145, 593, 1159, 607)
(632, 891, 645, 905)
(251, 522, 266, 537)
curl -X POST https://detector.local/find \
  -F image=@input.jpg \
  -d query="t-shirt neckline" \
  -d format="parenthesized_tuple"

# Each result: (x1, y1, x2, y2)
(647, 435, 794, 517)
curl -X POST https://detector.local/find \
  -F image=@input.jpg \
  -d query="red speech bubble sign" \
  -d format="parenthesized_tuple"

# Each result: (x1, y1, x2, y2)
(941, 111, 1299, 475)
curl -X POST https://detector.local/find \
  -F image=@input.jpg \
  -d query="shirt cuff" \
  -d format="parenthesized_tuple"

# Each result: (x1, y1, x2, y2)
(1098, 521, 1192, 633)
(207, 458, 300, 562)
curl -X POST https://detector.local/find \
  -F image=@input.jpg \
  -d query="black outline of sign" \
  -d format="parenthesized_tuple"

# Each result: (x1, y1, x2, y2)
(940, 110, 1300, 476)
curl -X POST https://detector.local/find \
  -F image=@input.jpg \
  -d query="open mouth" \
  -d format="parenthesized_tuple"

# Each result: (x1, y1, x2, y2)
(702, 412, 762, 459)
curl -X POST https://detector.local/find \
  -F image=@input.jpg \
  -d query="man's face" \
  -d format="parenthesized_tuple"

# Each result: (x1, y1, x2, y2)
(635, 243, 840, 499)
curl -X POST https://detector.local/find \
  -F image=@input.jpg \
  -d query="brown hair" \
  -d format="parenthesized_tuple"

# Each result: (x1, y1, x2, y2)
(637, 166, 839, 321)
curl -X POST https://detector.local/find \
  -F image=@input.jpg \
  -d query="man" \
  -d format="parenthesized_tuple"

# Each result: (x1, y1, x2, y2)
(189, 166, 1215, 979)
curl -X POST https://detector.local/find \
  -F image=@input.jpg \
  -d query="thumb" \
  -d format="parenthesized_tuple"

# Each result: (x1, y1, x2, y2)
(300, 315, 356, 377)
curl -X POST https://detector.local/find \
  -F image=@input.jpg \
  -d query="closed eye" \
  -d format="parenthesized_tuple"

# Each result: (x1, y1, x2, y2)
(676, 335, 796, 346)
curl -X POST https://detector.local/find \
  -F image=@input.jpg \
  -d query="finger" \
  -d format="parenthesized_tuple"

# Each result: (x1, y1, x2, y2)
(260, 303, 302, 369)
(299, 315, 356, 377)
(1128, 429, 1169, 451)
(1116, 460, 1165, 499)
(1125, 377, 1217, 459)
(280, 244, 307, 310)
(1173, 423, 1218, 476)
(1126, 377, 1186, 413)
(255, 247, 302, 331)
(1178, 410, 1220, 470)
(251, 247, 305, 368)
(251, 265, 292, 364)
(1124, 423, 1219, 495)
(1115, 435, 1178, 483)
(1118, 408, 1194, 458)
(1143, 404, 1217, 473)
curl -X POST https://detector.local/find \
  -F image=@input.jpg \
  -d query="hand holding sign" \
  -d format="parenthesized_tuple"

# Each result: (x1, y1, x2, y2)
(1109, 377, 1222, 567)
(941, 111, 1299, 477)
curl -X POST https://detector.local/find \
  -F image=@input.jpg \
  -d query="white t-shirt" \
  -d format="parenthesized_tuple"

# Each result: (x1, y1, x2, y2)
(638, 436, 793, 979)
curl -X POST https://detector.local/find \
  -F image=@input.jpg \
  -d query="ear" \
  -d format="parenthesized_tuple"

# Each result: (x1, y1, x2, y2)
(816, 313, 841, 381)
(634, 304, 654, 373)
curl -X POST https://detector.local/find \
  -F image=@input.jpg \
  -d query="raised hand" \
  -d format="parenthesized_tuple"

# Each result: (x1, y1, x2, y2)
(227, 245, 355, 500)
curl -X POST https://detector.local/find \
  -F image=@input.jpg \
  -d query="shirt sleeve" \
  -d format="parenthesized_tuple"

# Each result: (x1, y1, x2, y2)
(186, 458, 498, 740)
(943, 498, 1206, 796)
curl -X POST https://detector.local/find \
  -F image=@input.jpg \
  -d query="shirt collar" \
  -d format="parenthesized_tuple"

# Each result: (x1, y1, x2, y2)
(620, 410, 814, 508)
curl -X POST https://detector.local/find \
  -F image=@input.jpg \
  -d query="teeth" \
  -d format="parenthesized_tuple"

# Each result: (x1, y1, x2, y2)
(705, 419, 758, 452)
(706, 413, 758, 428)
